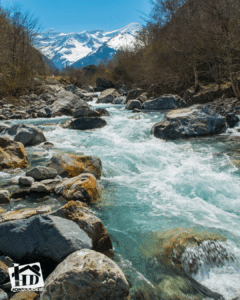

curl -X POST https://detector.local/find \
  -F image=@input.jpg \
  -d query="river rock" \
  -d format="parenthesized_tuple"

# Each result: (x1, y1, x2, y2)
(64, 84, 78, 93)
(47, 154, 102, 179)
(37, 107, 52, 118)
(0, 289, 8, 300)
(0, 206, 51, 223)
(1, 124, 46, 147)
(95, 108, 110, 116)
(0, 137, 29, 170)
(51, 201, 112, 251)
(50, 90, 89, 117)
(226, 113, 239, 128)
(137, 92, 148, 103)
(30, 182, 50, 194)
(151, 105, 227, 140)
(112, 96, 127, 104)
(66, 117, 107, 130)
(0, 260, 9, 284)
(0, 215, 92, 263)
(10, 291, 39, 300)
(73, 107, 100, 118)
(40, 249, 129, 300)
(126, 88, 143, 101)
(18, 176, 34, 186)
(26, 166, 58, 180)
(125, 100, 142, 110)
(54, 173, 103, 203)
(0, 191, 10, 204)
(97, 88, 119, 103)
(142, 95, 186, 110)
(0, 124, 10, 133)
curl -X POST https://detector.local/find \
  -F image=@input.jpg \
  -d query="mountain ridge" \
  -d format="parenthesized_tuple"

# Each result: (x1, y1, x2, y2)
(36, 23, 142, 70)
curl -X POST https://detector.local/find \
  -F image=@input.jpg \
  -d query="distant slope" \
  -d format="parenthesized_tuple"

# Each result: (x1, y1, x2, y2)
(41, 53, 59, 72)
(36, 23, 142, 70)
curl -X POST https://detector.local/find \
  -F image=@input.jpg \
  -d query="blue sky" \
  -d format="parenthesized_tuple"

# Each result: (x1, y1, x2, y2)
(1, 0, 152, 33)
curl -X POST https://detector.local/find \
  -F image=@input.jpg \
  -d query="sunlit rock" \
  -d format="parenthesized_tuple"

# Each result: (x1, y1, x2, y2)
(0, 137, 29, 170)
(54, 173, 103, 203)
(40, 249, 129, 300)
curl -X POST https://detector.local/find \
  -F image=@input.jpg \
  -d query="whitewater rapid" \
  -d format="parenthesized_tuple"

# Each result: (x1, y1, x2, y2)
(1, 103, 240, 299)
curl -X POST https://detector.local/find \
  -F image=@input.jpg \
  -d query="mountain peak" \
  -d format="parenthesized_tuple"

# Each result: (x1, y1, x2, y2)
(36, 23, 142, 69)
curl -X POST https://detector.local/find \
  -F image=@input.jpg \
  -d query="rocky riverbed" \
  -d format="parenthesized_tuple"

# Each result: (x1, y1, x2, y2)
(0, 81, 240, 299)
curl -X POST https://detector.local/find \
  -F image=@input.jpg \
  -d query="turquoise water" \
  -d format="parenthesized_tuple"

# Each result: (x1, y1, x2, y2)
(1, 103, 240, 298)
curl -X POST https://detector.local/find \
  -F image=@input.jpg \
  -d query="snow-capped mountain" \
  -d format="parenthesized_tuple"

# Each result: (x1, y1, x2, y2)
(36, 23, 142, 70)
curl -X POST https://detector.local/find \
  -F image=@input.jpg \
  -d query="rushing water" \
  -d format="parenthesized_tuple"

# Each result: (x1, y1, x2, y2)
(1, 102, 240, 299)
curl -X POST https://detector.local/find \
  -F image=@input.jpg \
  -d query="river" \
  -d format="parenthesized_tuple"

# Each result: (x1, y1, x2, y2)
(1, 101, 240, 299)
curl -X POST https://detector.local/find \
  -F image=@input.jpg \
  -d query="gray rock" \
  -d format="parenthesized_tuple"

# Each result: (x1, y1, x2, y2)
(51, 201, 112, 252)
(95, 108, 110, 116)
(37, 107, 52, 118)
(73, 108, 100, 118)
(151, 105, 227, 140)
(30, 183, 50, 193)
(40, 249, 129, 300)
(26, 166, 58, 180)
(226, 113, 239, 128)
(1, 124, 47, 147)
(112, 96, 127, 104)
(84, 85, 94, 92)
(142, 95, 186, 110)
(0, 215, 92, 263)
(67, 117, 107, 130)
(137, 92, 148, 103)
(0, 191, 10, 204)
(19, 176, 34, 186)
(0, 289, 8, 300)
(64, 84, 77, 93)
(0, 124, 10, 134)
(50, 90, 89, 116)
(125, 100, 142, 110)
(126, 88, 143, 101)
(97, 88, 119, 103)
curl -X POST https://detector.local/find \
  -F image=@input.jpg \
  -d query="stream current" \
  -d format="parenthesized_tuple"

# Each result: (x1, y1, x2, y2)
(1, 101, 240, 299)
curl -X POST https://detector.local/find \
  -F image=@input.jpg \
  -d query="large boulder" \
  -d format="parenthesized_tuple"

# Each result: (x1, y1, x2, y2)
(0, 215, 92, 263)
(49, 90, 89, 116)
(151, 105, 227, 140)
(73, 107, 100, 118)
(142, 95, 186, 110)
(47, 154, 102, 179)
(51, 201, 112, 252)
(54, 174, 103, 203)
(1, 124, 46, 147)
(26, 166, 58, 180)
(126, 88, 143, 101)
(40, 249, 129, 300)
(0, 137, 29, 170)
(125, 100, 142, 110)
(97, 88, 119, 104)
(66, 117, 107, 130)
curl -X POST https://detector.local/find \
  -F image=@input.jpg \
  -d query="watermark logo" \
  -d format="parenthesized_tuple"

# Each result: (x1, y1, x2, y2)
(8, 263, 44, 292)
